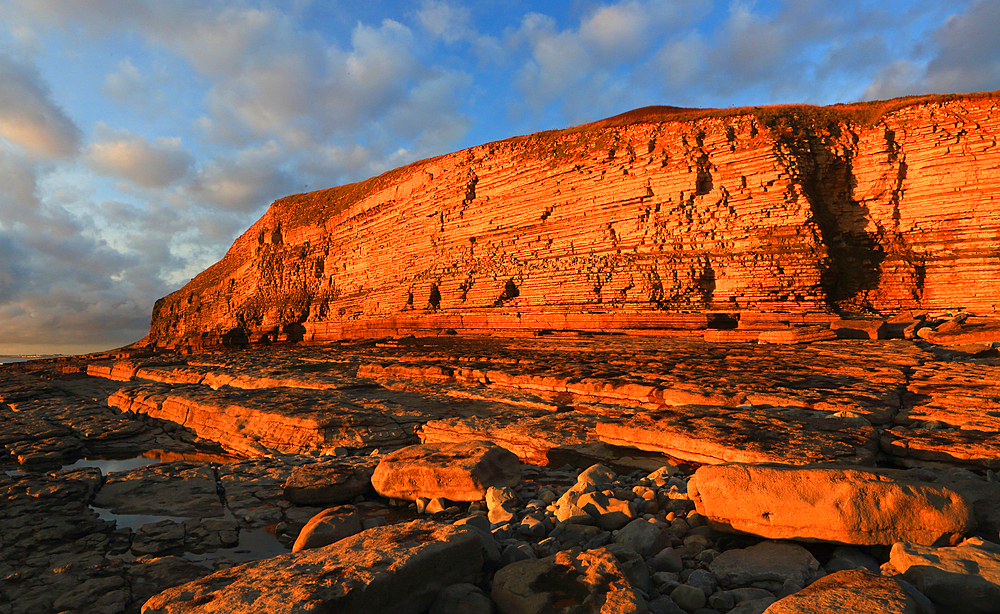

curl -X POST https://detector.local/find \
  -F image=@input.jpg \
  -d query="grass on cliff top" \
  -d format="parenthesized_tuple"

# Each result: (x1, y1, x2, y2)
(582, 90, 1000, 131)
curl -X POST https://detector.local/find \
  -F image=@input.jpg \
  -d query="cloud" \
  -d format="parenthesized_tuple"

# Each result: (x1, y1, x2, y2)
(510, 1, 707, 120)
(86, 127, 193, 187)
(102, 58, 168, 114)
(418, 0, 473, 43)
(0, 54, 81, 158)
(182, 141, 297, 212)
(924, 0, 1000, 93)
(863, 0, 1000, 100)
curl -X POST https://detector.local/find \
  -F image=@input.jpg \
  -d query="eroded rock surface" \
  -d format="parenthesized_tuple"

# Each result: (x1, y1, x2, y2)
(762, 570, 934, 614)
(889, 538, 1000, 613)
(142, 520, 485, 614)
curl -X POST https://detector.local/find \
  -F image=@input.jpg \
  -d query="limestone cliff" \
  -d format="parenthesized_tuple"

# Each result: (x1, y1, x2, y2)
(144, 93, 1000, 349)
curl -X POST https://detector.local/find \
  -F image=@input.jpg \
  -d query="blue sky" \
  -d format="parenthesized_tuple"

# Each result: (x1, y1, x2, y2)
(0, 0, 997, 354)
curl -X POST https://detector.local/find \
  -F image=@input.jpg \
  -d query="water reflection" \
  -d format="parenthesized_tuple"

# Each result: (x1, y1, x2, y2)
(62, 455, 162, 474)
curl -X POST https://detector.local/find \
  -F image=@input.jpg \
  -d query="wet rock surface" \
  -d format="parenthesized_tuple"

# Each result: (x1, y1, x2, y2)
(1, 329, 999, 613)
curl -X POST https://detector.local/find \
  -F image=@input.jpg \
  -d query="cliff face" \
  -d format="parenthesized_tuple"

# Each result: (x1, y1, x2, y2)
(145, 93, 1000, 348)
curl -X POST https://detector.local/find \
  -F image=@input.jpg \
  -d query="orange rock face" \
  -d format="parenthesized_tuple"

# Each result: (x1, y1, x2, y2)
(141, 94, 1000, 349)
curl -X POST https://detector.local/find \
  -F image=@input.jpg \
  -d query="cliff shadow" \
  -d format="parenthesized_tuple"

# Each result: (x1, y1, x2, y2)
(780, 123, 887, 310)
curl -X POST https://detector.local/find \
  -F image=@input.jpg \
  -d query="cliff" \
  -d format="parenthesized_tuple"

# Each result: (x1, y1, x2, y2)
(144, 92, 1000, 349)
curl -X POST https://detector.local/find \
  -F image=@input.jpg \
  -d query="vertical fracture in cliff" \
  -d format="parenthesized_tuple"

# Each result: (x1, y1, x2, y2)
(144, 93, 1000, 348)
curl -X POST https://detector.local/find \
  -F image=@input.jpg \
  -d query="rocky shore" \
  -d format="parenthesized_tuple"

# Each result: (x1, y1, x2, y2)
(2, 316, 1000, 613)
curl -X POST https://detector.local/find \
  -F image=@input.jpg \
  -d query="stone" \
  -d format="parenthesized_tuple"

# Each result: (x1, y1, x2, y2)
(762, 570, 934, 614)
(371, 441, 520, 502)
(649, 547, 684, 573)
(689, 464, 975, 545)
(823, 546, 878, 572)
(486, 486, 519, 511)
(577, 464, 616, 488)
(670, 583, 706, 611)
(92, 461, 225, 517)
(141, 520, 484, 614)
(603, 542, 652, 593)
(291, 505, 363, 552)
(578, 491, 636, 530)
(282, 458, 374, 505)
(429, 583, 495, 614)
(615, 518, 672, 557)
(709, 542, 822, 588)
(889, 537, 1000, 613)
(491, 547, 647, 614)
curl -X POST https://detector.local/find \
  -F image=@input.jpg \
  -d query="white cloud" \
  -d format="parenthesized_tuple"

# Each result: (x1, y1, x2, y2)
(0, 54, 81, 158)
(102, 58, 168, 114)
(418, 0, 473, 43)
(183, 141, 297, 212)
(86, 127, 193, 187)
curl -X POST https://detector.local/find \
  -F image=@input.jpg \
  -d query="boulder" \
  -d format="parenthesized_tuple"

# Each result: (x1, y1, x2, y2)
(762, 570, 934, 614)
(689, 464, 975, 545)
(372, 441, 520, 501)
(283, 458, 375, 505)
(709, 541, 821, 588)
(491, 547, 647, 614)
(889, 537, 1000, 613)
(615, 518, 672, 557)
(291, 505, 363, 552)
(141, 520, 484, 614)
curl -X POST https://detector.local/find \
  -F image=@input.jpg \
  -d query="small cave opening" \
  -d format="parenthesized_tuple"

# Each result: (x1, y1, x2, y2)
(493, 279, 520, 307)
(428, 284, 441, 310)
(282, 322, 306, 342)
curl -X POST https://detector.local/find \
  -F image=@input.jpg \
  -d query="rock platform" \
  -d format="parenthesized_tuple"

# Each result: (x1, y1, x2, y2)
(1, 328, 999, 613)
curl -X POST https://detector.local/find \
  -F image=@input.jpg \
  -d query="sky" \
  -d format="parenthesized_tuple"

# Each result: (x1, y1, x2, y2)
(0, 0, 998, 355)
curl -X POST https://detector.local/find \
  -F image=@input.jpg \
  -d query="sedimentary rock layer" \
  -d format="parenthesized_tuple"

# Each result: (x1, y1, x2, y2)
(141, 93, 1000, 349)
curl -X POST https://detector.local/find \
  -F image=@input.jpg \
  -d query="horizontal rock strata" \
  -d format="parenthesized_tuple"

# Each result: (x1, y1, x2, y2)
(595, 405, 878, 465)
(138, 94, 1000, 350)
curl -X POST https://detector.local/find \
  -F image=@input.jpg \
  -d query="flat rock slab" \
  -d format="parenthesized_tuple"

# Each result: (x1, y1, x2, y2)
(689, 464, 974, 546)
(881, 428, 1000, 470)
(491, 547, 647, 614)
(758, 326, 838, 344)
(597, 406, 877, 465)
(93, 461, 225, 517)
(372, 441, 520, 501)
(710, 541, 821, 588)
(141, 520, 484, 614)
(763, 570, 933, 614)
(283, 457, 377, 505)
(890, 538, 1000, 614)
(420, 411, 599, 466)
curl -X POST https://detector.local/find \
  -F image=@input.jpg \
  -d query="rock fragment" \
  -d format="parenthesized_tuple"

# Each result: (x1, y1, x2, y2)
(709, 541, 822, 589)
(292, 505, 363, 552)
(372, 441, 520, 501)
(491, 547, 647, 614)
